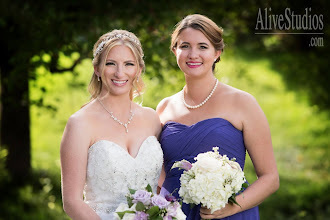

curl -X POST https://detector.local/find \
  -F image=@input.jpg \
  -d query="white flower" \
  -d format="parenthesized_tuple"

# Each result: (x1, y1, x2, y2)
(174, 147, 247, 214)
(115, 203, 130, 212)
(174, 206, 187, 220)
(193, 157, 222, 173)
(122, 213, 135, 220)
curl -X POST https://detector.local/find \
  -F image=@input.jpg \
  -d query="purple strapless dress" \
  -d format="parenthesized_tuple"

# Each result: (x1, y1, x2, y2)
(160, 118, 259, 220)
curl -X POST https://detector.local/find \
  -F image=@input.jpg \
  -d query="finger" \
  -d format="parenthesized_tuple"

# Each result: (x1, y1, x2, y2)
(200, 213, 213, 219)
(200, 208, 211, 214)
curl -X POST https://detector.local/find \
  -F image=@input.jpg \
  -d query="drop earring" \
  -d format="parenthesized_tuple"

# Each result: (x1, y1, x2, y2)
(137, 76, 139, 83)
(97, 76, 100, 81)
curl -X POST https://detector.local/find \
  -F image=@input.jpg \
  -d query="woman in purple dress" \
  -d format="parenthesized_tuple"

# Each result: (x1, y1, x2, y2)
(157, 14, 279, 219)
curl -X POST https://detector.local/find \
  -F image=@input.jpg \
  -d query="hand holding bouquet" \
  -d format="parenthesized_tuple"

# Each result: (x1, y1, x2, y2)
(115, 184, 186, 220)
(172, 147, 248, 214)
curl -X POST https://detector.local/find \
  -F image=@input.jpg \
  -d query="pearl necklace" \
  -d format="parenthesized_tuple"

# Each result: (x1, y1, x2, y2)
(182, 79, 219, 109)
(97, 98, 134, 133)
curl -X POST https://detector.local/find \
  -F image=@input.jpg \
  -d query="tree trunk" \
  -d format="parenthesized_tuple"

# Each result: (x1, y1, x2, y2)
(1, 53, 31, 182)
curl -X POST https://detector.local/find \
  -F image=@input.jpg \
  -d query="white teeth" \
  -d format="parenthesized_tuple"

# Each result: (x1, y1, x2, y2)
(113, 80, 127, 84)
(187, 62, 202, 65)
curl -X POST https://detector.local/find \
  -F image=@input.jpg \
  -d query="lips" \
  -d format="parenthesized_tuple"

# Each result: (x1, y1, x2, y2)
(112, 79, 128, 86)
(187, 62, 202, 68)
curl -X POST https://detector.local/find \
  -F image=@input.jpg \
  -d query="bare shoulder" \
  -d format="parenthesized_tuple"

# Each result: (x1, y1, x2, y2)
(134, 103, 161, 135)
(221, 83, 267, 129)
(220, 83, 259, 109)
(156, 93, 179, 115)
(156, 97, 171, 115)
(66, 105, 95, 131)
(139, 105, 160, 122)
(61, 103, 97, 149)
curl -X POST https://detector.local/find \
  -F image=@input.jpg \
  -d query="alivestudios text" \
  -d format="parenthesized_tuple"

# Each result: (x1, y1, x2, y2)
(255, 8, 323, 31)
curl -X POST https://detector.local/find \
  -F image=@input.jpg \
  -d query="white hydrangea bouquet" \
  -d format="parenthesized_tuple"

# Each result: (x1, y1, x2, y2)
(115, 184, 186, 220)
(171, 147, 248, 214)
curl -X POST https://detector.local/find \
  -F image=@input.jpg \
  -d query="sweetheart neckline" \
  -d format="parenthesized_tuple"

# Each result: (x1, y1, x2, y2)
(89, 135, 158, 159)
(163, 117, 241, 132)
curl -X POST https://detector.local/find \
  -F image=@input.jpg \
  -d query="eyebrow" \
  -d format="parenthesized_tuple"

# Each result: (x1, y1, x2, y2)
(198, 42, 209, 46)
(105, 59, 136, 63)
(180, 42, 209, 46)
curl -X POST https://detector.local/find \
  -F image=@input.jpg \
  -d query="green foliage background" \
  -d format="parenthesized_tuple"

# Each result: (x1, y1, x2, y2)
(1, 0, 329, 219)
(3, 49, 327, 220)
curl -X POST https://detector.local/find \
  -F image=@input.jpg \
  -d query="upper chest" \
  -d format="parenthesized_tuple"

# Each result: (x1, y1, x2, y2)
(160, 93, 243, 130)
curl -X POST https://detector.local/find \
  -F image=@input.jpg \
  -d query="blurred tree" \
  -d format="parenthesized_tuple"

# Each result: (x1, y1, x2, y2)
(0, 0, 92, 182)
(0, 0, 328, 182)
(0, 0, 186, 182)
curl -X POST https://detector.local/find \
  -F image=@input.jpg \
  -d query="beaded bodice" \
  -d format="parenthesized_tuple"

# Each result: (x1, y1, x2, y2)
(83, 136, 163, 219)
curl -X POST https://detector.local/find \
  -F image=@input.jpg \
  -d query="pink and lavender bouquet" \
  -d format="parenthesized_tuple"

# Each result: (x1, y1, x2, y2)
(115, 184, 186, 220)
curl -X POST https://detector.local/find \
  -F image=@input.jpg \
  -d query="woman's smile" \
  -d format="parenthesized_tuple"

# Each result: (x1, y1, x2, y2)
(111, 79, 128, 86)
(186, 61, 203, 68)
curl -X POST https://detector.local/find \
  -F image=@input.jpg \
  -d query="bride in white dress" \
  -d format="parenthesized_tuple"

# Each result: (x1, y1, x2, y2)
(60, 30, 163, 220)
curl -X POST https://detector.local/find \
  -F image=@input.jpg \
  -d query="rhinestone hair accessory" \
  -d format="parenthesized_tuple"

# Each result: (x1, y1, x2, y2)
(93, 33, 141, 58)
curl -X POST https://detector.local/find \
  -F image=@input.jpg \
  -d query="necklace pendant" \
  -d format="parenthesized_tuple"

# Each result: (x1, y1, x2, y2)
(97, 98, 133, 134)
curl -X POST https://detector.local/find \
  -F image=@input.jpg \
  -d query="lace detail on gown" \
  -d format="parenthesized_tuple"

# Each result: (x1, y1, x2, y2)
(83, 136, 163, 220)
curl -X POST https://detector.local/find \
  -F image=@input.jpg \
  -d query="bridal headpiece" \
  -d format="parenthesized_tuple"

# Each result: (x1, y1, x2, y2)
(93, 33, 141, 58)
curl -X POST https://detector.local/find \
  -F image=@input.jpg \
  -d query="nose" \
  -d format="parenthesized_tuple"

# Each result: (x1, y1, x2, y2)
(188, 48, 198, 59)
(114, 65, 123, 78)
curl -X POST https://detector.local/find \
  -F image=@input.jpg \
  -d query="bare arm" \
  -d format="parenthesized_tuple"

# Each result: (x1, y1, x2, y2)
(201, 93, 279, 219)
(157, 165, 166, 194)
(234, 94, 279, 209)
(60, 115, 101, 220)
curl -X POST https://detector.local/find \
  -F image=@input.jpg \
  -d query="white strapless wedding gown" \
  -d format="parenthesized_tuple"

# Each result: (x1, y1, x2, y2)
(83, 136, 163, 219)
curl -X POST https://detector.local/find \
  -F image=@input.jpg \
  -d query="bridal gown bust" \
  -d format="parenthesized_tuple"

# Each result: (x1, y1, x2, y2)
(83, 136, 163, 219)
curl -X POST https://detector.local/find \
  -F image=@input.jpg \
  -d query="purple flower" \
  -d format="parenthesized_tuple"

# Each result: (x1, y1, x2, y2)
(163, 215, 173, 220)
(160, 187, 177, 202)
(165, 194, 177, 202)
(151, 195, 170, 209)
(180, 160, 192, 171)
(132, 190, 152, 205)
(166, 203, 178, 217)
(172, 159, 192, 171)
(134, 211, 149, 220)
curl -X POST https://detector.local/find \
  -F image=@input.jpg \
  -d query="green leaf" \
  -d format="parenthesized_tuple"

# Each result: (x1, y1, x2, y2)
(129, 188, 137, 194)
(146, 206, 160, 218)
(242, 182, 249, 188)
(116, 211, 135, 219)
(146, 184, 153, 193)
(189, 203, 196, 209)
(127, 196, 133, 208)
(136, 202, 146, 211)
(229, 196, 241, 208)
(150, 216, 163, 220)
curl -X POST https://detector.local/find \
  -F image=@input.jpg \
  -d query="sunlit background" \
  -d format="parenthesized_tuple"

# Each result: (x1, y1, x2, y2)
(1, 0, 329, 219)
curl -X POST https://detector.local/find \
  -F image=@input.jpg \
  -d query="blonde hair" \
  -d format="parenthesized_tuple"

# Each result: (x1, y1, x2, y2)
(88, 29, 145, 100)
(171, 14, 225, 71)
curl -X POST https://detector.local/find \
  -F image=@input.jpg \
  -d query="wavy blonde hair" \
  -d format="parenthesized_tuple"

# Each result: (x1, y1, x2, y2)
(88, 29, 145, 100)
(171, 14, 225, 71)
